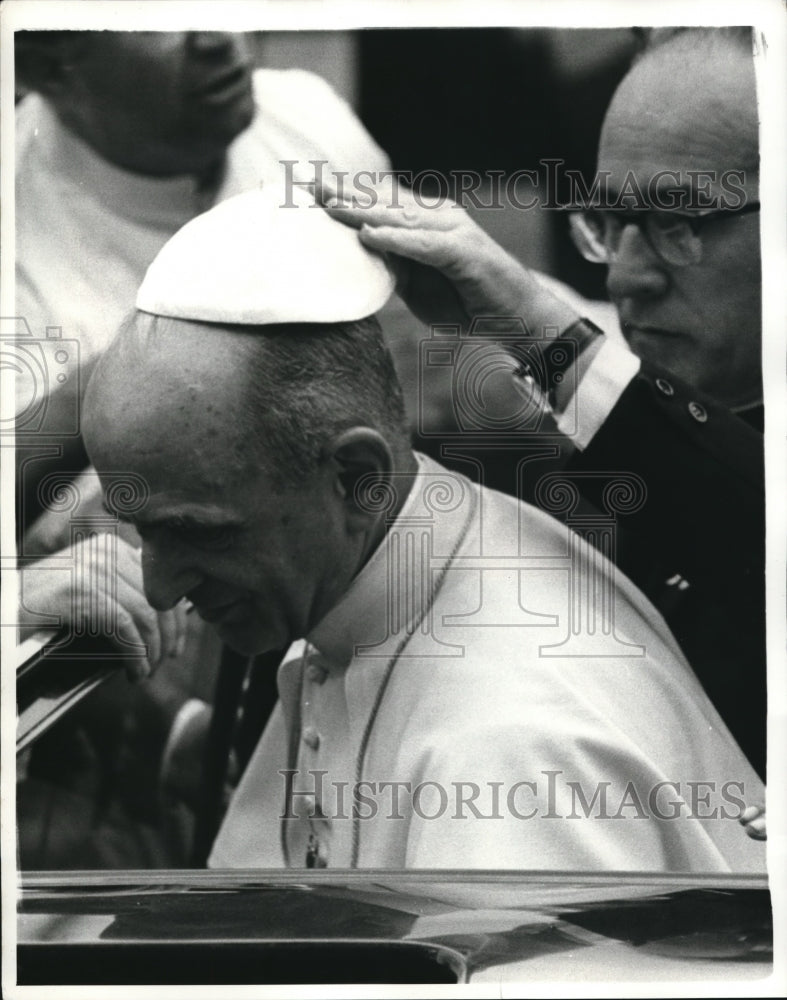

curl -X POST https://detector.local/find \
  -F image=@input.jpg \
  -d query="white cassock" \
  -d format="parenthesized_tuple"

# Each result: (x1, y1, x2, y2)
(210, 455, 765, 873)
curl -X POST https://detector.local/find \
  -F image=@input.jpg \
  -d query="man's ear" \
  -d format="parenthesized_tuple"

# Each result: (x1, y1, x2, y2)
(327, 427, 396, 526)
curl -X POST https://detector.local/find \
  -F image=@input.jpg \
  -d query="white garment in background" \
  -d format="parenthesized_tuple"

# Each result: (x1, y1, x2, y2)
(15, 68, 389, 409)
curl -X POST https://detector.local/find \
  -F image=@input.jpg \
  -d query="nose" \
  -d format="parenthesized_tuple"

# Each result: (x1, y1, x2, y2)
(605, 223, 670, 304)
(141, 540, 202, 612)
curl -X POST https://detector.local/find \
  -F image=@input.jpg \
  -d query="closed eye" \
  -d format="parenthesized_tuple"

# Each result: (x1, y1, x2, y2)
(133, 517, 239, 552)
(170, 520, 237, 551)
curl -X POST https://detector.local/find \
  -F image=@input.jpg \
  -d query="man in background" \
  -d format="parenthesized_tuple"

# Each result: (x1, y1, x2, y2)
(16, 29, 388, 523)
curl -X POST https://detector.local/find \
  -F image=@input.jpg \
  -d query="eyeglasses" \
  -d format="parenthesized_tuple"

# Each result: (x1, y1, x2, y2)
(568, 203, 760, 268)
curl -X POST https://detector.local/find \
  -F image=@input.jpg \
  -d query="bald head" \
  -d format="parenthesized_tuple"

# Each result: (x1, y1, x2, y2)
(595, 28, 761, 406)
(84, 314, 257, 495)
(600, 29, 759, 206)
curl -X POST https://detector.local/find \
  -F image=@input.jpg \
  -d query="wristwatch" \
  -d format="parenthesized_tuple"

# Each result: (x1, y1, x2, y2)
(514, 317, 604, 404)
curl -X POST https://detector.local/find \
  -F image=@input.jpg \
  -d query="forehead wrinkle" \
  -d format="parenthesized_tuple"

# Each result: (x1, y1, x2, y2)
(608, 100, 754, 164)
(601, 117, 744, 180)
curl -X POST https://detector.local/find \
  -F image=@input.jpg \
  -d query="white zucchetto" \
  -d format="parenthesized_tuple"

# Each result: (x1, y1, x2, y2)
(136, 186, 394, 325)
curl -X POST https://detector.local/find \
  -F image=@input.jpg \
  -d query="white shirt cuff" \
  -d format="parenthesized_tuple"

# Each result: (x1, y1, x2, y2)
(555, 337, 641, 451)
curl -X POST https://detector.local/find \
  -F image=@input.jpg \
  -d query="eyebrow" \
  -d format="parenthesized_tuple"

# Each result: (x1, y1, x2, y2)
(101, 500, 243, 531)
(600, 179, 729, 209)
(596, 185, 693, 206)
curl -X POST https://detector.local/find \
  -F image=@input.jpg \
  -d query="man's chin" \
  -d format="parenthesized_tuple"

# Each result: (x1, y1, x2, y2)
(623, 327, 694, 377)
(198, 91, 255, 147)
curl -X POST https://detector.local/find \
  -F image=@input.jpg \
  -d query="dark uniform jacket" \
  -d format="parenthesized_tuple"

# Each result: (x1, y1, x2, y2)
(568, 364, 766, 779)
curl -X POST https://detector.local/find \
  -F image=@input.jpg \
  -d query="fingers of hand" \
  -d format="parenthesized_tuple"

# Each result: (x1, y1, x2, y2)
(24, 508, 73, 556)
(743, 817, 767, 840)
(358, 223, 459, 270)
(174, 601, 189, 656)
(69, 535, 162, 680)
(739, 804, 767, 841)
(109, 603, 152, 681)
(94, 575, 161, 679)
(323, 182, 462, 232)
(112, 537, 146, 589)
(740, 805, 763, 822)
(156, 602, 189, 669)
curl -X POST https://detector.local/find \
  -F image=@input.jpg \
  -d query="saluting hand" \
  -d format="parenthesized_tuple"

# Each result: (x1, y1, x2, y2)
(321, 180, 579, 337)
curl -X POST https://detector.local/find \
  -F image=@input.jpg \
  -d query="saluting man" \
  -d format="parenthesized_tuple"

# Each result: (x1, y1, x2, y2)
(324, 27, 767, 787)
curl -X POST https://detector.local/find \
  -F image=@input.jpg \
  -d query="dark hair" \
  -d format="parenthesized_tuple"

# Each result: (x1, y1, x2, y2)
(241, 316, 410, 482)
(125, 311, 410, 485)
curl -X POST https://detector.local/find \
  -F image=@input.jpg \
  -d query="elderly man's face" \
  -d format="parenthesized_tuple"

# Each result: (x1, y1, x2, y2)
(597, 41, 761, 407)
(83, 323, 362, 655)
(54, 31, 254, 175)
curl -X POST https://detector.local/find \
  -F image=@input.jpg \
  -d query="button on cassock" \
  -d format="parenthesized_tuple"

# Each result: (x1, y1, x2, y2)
(305, 660, 329, 684)
(302, 726, 321, 750)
